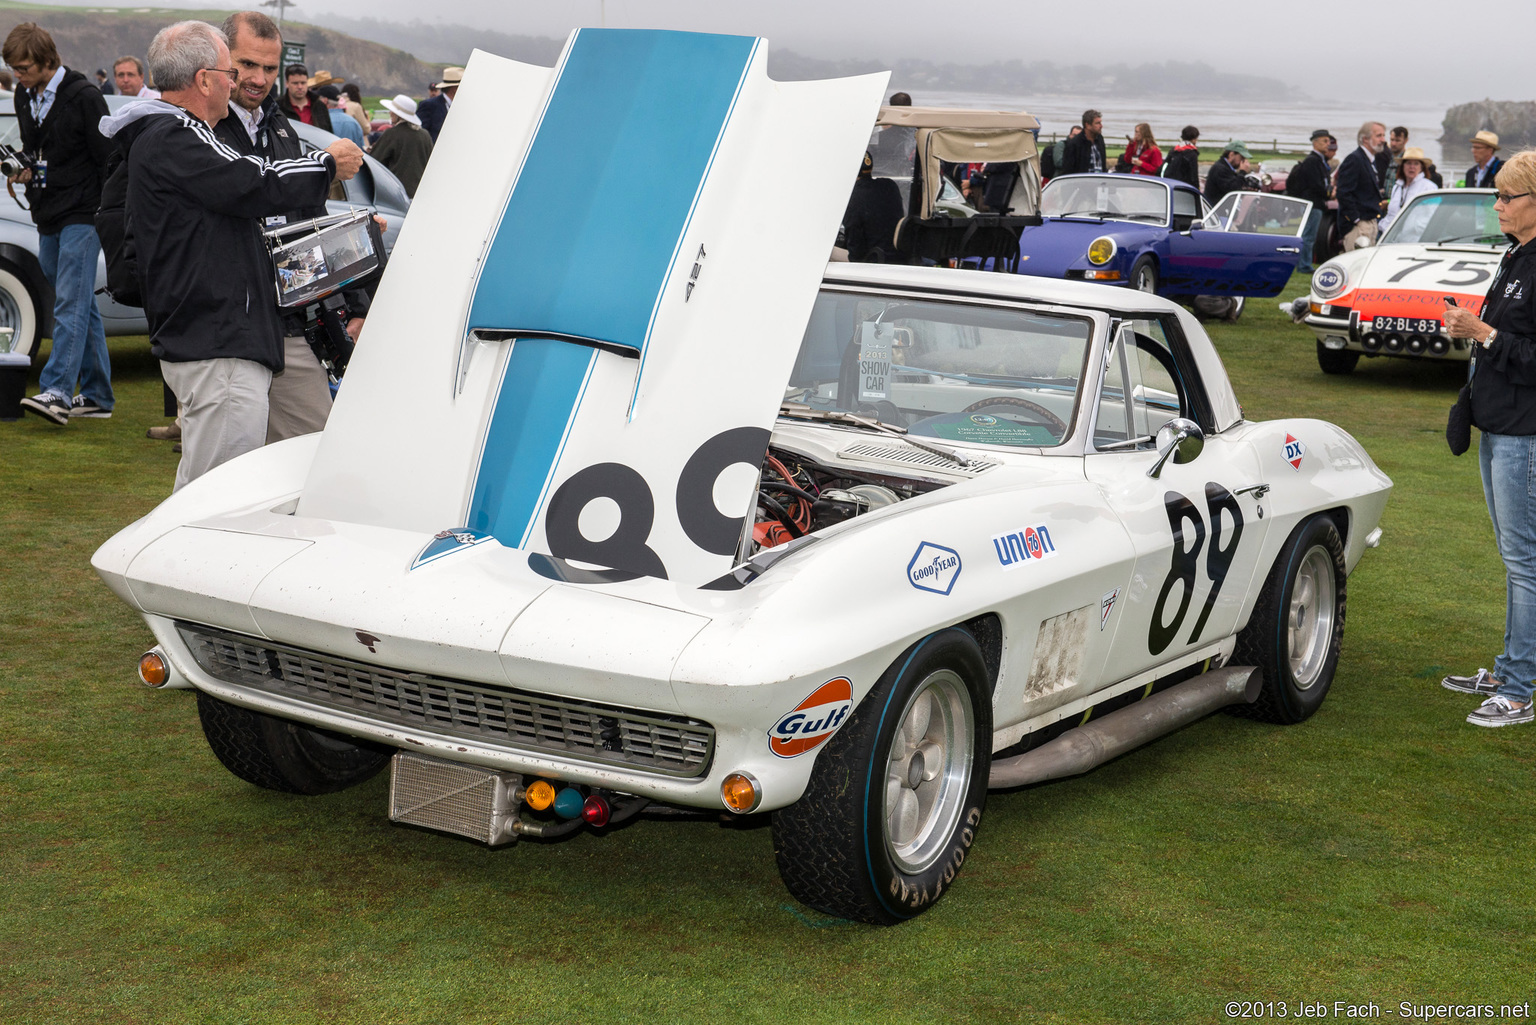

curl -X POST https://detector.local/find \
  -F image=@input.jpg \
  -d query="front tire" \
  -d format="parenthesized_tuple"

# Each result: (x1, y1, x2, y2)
(1316, 342, 1360, 375)
(196, 691, 391, 795)
(772, 628, 992, 924)
(1130, 256, 1159, 294)
(1230, 514, 1347, 723)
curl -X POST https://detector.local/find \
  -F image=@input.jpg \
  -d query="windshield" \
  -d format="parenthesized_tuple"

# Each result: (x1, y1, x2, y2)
(1040, 176, 1168, 225)
(1381, 192, 1504, 245)
(786, 291, 1093, 449)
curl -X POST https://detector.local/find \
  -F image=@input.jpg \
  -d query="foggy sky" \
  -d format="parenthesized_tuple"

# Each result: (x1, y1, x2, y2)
(291, 0, 1530, 106)
(33, 0, 1535, 106)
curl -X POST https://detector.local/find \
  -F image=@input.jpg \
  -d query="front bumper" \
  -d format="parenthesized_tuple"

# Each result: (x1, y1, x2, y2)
(1303, 305, 1471, 360)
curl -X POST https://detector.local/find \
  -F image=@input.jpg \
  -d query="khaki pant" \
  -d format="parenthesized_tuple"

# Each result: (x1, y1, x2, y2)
(266, 335, 333, 444)
(1341, 217, 1379, 251)
(159, 358, 271, 492)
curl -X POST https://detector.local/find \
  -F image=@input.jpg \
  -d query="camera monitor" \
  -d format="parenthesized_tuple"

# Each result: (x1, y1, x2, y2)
(268, 211, 383, 309)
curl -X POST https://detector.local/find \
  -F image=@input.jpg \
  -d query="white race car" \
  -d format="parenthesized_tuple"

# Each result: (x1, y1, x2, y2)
(93, 31, 1393, 925)
(1303, 189, 1504, 374)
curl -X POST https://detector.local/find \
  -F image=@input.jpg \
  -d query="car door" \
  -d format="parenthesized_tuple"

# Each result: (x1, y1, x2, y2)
(1165, 192, 1312, 297)
(1083, 316, 1274, 684)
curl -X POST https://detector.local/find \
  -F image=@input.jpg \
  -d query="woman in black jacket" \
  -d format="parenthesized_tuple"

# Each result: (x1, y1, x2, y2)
(1441, 150, 1536, 727)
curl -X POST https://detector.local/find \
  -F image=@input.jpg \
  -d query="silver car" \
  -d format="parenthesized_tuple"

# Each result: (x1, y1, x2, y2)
(0, 92, 411, 357)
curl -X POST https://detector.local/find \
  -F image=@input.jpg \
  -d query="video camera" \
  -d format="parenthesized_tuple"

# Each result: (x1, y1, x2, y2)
(264, 209, 387, 380)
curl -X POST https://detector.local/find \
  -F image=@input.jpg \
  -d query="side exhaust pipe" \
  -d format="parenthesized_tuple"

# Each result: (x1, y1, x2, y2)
(988, 666, 1261, 789)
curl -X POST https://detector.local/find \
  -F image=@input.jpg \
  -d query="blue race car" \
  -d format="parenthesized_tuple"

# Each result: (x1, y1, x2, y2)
(1016, 173, 1312, 301)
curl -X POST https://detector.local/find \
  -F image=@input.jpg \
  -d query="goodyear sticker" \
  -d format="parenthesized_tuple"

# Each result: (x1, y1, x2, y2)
(770, 677, 854, 758)
(908, 542, 961, 595)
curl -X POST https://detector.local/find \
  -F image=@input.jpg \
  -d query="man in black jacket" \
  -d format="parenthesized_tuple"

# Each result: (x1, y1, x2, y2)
(1059, 110, 1105, 176)
(99, 20, 362, 491)
(1286, 130, 1333, 272)
(215, 11, 370, 444)
(3, 23, 114, 426)
(1337, 121, 1385, 250)
(1203, 141, 1253, 205)
(1466, 131, 1503, 189)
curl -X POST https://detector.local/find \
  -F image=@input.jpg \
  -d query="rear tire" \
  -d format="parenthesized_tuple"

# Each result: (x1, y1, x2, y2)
(1229, 514, 1347, 724)
(772, 628, 992, 924)
(196, 691, 390, 795)
(1316, 342, 1360, 375)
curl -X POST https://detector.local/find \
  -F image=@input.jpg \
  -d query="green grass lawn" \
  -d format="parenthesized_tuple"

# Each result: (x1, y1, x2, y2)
(2, 280, 1529, 1024)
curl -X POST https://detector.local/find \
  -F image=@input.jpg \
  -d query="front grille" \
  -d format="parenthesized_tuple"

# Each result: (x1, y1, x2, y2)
(177, 622, 715, 778)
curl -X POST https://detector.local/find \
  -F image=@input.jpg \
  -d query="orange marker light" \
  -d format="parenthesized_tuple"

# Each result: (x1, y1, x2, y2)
(138, 651, 169, 687)
(720, 772, 761, 815)
(525, 780, 556, 811)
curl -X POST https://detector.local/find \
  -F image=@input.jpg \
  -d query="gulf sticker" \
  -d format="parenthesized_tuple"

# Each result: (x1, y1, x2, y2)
(1284, 433, 1306, 471)
(769, 677, 854, 758)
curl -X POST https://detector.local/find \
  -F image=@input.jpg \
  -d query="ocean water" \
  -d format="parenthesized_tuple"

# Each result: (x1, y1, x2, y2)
(921, 91, 1454, 167)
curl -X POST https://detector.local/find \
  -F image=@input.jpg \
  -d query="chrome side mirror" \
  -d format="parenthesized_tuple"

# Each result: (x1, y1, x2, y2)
(1147, 417, 1205, 478)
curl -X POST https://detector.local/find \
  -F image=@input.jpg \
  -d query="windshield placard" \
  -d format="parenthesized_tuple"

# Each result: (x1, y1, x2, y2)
(858, 322, 894, 401)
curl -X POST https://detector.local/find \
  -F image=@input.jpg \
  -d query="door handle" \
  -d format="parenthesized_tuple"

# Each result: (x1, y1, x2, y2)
(1233, 483, 1270, 499)
(1275, 246, 1301, 254)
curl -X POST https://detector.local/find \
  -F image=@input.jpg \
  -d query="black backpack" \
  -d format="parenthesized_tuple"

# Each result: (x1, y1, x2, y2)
(94, 143, 142, 308)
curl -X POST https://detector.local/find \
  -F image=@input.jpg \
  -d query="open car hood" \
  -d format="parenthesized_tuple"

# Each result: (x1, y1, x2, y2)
(295, 29, 887, 588)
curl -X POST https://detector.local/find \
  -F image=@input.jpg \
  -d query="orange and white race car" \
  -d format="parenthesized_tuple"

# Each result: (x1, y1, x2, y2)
(1303, 189, 1504, 374)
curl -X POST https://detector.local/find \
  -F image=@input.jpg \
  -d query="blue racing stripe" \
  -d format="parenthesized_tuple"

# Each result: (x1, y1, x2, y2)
(466, 29, 757, 349)
(464, 29, 757, 549)
(467, 339, 596, 546)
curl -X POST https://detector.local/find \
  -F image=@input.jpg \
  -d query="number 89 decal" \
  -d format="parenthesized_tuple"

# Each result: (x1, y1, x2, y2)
(1149, 483, 1244, 655)
(540, 426, 771, 581)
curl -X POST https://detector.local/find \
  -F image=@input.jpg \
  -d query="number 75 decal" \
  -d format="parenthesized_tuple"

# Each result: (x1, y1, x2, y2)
(1149, 483, 1244, 655)
(1388, 256, 1492, 287)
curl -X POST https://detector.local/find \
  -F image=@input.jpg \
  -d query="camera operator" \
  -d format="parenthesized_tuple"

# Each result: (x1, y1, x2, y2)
(213, 11, 372, 444)
(3, 22, 114, 426)
(98, 21, 363, 491)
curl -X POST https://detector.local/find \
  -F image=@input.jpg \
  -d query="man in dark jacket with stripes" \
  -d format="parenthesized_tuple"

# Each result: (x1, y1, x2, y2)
(3, 22, 114, 426)
(99, 20, 362, 491)
(214, 11, 370, 445)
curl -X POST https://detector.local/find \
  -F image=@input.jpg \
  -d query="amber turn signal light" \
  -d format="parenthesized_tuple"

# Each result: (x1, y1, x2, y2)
(720, 772, 761, 814)
(524, 779, 556, 811)
(138, 650, 170, 688)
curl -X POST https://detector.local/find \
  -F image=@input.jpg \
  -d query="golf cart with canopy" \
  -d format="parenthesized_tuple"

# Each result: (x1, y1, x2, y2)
(864, 105, 1044, 268)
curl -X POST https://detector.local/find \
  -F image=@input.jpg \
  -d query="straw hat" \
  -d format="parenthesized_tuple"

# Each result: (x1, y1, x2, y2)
(1472, 130, 1501, 151)
(381, 94, 420, 126)
(307, 69, 344, 89)
(436, 66, 464, 89)
(1400, 146, 1429, 165)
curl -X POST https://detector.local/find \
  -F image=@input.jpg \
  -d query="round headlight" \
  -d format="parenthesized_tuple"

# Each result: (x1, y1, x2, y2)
(1312, 262, 1348, 300)
(1087, 237, 1117, 265)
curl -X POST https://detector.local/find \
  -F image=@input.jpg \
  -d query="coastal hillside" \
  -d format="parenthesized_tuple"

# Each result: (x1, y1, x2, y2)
(0, 2, 446, 95)
(1442, 100, 1536, 152)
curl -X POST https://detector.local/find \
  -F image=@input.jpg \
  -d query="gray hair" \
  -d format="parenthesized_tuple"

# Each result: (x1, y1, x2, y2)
(147, 20, 227, 93)
(1356, 120, 1383, 145)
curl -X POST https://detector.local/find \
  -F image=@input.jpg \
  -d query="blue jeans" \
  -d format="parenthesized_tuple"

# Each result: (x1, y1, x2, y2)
(37, 224, 111, 409)
(1298, 209, 1322, 274)
(1479, 432, 1536, 703)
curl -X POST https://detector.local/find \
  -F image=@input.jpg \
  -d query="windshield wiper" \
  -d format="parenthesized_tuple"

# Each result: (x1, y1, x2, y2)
(778, 402, 971, 468)
(1435, 233, 1506, 245)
